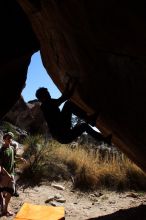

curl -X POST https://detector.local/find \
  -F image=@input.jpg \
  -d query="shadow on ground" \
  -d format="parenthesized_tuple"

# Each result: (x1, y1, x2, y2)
(87, 204, 146, 220)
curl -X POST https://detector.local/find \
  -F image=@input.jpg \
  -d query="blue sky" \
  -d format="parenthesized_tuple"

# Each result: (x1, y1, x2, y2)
(22, 51, 61, 102)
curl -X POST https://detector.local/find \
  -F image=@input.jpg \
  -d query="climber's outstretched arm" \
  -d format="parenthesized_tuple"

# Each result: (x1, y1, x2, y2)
(56, 76, 78, 106)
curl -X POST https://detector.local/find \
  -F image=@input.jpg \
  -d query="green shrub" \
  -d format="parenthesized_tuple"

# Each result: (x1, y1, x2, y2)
(2, 121, 19, 140)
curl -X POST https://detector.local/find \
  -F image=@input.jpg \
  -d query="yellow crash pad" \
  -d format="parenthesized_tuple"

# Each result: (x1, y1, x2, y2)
(14, 203, 64, 220)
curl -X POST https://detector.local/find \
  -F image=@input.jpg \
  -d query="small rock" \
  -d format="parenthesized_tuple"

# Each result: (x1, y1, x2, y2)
(100, 207, 107, 211)
(51, 183, 65, 190)
(126, 193, 139, 198)
(45, 196, 55, 203)
(50, 201, 58, 206)
(94, 192, 103, 197)
(54, 194, 62, 199)
(109, 200, 116, 204)
(83, 206, 91, 209)
(55, 198, 66, 203)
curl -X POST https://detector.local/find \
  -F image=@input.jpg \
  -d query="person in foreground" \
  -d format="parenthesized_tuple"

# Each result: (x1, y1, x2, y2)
(35, 80, 112, 144)
(0, 132, 26, 217)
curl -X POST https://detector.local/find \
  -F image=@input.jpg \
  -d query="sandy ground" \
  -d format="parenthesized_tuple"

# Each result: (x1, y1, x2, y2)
(1, 181, 146, 220)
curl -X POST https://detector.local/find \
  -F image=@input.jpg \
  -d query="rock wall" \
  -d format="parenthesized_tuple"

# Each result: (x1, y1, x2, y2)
(17, 0, 146, 172)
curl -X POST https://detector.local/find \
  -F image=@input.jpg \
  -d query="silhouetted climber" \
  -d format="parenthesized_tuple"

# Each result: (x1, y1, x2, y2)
(35, 79, 112, 144)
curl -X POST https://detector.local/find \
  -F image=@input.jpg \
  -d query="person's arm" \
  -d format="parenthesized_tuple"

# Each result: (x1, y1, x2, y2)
(55, 77, 77, 106)
(15, 155, 27, 164)
(0, 151, 3, 175)
(1, 166, 12, 179)
(55, 94, 68, 106)
(10, 141, 25, 164)
(11, 141, 19, 155)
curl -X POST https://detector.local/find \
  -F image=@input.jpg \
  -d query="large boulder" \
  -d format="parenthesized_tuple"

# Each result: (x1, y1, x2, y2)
(0, 1, 146, 172)
(4, 96, 49, 135)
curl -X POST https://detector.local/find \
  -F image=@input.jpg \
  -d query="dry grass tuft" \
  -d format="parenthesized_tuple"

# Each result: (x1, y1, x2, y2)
(21, 137, 146, 191)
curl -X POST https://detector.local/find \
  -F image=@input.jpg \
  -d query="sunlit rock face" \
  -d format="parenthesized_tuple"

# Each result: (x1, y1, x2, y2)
(4, 96, 49, 135)
(1, 1, 146, 171)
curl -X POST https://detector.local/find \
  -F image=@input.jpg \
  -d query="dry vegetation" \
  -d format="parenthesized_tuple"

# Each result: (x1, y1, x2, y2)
(19, 135, 146, 192)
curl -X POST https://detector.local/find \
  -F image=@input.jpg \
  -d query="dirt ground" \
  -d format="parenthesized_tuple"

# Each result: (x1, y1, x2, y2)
(1, 181, 146, 220)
